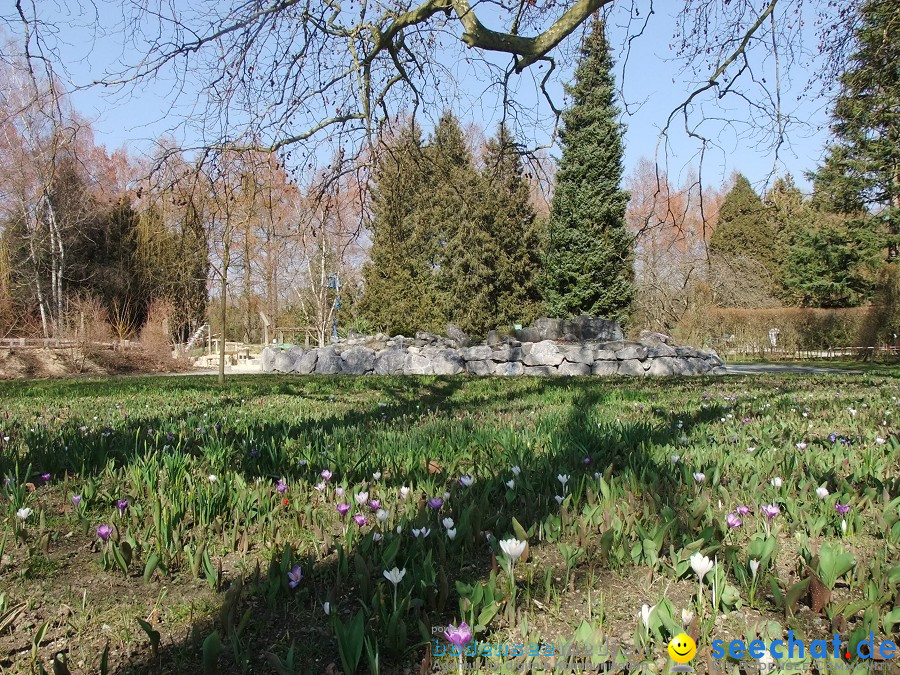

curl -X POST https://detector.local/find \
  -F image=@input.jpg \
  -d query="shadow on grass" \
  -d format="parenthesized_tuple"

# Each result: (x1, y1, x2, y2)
(0, 373, 815, 674)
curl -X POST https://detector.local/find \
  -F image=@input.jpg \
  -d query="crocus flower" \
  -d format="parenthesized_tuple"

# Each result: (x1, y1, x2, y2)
(323, 602, 331, 615)
(16, 507, 32, 521)
(372, 471, 381, 481)
(97, 524, 112, 541)
(445, 622, 473, 647)
(726, 513, 742, 529)
(555, 495, 564, 504)
(499, 538, 526, 562)
(315, 482, 326, 492)
(761, 504, 780, 520)
(276, 478, 287, 494)
(796, 442, 807, 450)
(336, 503, 351, 518)
(458, 475, 474, 487)
(749, 559, 760, 578)
(72, 495, 82, 507)
(355, 491, 369, 506)
(690, 553, 714, 581)
(399, 486, 410, 499)
(557, 474, 569, 487)
(770, 477, 783, 488)
(376, 509, 389, 523)
(693, 472, 706, 483)
(671, 455, 680, 463)
(736, 505, 751, 516)
(639, 603, 656, 629)
(353, 514, 367, 526)
(442, 517, 455, 530)
(208, 475, 218, 484)
(815, 486, 830, 499)
(682, 608, 694, 625)
(288, 565, 303, 588)
(411, 527, 430, 538)
(383, 567, 406, 585)
(447, 528, 457, 540)
(321, 469, 333, 481)
(427, 497, 443, 510)
(511, 466, 521, 476)
(583, 456, 592, 465)
(875, 437, 886, 445)
(41, 473, 51, 482)
(368, 499, 381, 511)
(506, 479, 515, 489)
(116, 499, 129, 515)
(835, 503, 851, 515)
(335, 487, 344, 497)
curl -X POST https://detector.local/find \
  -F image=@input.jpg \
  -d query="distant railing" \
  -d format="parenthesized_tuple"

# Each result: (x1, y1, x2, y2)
(717, 344, 900, 360)
(0, 337, 136, 350)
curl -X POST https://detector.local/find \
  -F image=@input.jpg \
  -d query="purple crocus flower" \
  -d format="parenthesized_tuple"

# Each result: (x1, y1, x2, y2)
(353, 514, 367, 526)
(427, 497, 443, 510)
(72, 495, 82, 507)
(835, 503, 851, 515)
(726, 513, 743, 529)
(276, 478, 287, 494)
(736, 505, 751, 516)
(583, 456, 592, 465)
(116, 499, 129, 515)
(445, 622, 473, 647)
(336, 503, 351, 518)
(97, 524, 112, 541)
(288, 565, 303, 588)
(335, 487, 344, 497)
(760, 504, 780, 520)
(41, 473, 51, 483)
(321, 469, 333, 481)
(368, 499, 381, 511)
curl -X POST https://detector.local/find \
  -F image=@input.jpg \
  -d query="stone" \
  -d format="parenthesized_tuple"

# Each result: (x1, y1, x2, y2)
(570, 315, 624, 341)
(616, 344, 648, 361)
(273, 349, 296, 373)
(646, 343, 677, 358)
(523, 340, 564, 367)
(490, 345, 522, 362)
(646, 357, 677, 376)
(559, 361, 591, 376)
(466, 360, 493, 376)
(462, 345, 493, 361)
(445, 323, 469, 347)
(431, 349, 465, 375)
(617, 359, 645, 376)
(261, 347, 275, 372)
(374, 349, 405, 375)
(524, 365, 556, 376)
(340, 346, 375, 374)
(314, 348, 342, 374)
(486, 330, 500, 346)
(638, 330, 673, 346)
(415, 331, 440, 343)
(591, 360, 619, 376)
(594, 349, 618, 360)
(297, 350, 318, 374)
(403, 352, 434, 375)
(562, 345, 594, 364)
(494, 361, 524, 376)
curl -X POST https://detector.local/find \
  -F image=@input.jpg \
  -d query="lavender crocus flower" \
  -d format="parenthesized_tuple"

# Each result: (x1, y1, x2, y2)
(276, 478, 288, 494)
(835, 503, 851, 515)
(116, 499, 129, 515)
(41, 473, 51, 483)
(288, 565, 303, 588)
(72, 495, 82, 507)
(97, 524, 112, 541)
(321, 469, 333, 481)
(368, 499, 381, 511)
(445, 622, 473, 647)
(736, 505, 751, 516)
(760, 504, 780, 520)
(427, 497, 443, 510)
(353, 514, 367, 526)
(336, 503, 351, 518)
(726, 513, 742, 529)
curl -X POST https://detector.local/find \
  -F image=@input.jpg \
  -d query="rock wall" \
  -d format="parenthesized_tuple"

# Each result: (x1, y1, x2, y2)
(261, 330, 726, 377)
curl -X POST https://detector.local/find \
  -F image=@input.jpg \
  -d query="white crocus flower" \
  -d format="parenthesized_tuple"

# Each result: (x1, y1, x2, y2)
(447, 528, 457, 540)
(511, 466, 521, 477)
(506, 479, 515, 489)
(323, 602, 331, 615)
(499, 538, 526, 562)
(749, 559, 760, 578)
(399, 486, 410, 499)
(771, 476, 783, 488)
(16, 507, 32, 521)
(681, 608, 694, 625)
(671, 455, 680, 463)
(383, 567, 406, 585)
(355, 491, 369, 505)
(208, 474, 218, 483)
(638, 603, 656, 629)
(815, 486, 829, 499)
(690, 552, 714, 582)
(555, 495, 564, 504)
(372, 471, 382, 481)
(693, 472, 705, 483)
(376, 509, 389, 523)
(442, 517, 455, 530)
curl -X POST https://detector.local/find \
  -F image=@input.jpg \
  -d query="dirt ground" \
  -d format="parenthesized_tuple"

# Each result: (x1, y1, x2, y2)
(0, 346, 193, 380)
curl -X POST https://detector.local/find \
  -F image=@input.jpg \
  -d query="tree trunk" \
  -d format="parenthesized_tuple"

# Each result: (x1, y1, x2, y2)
(219, 269, 227, 384)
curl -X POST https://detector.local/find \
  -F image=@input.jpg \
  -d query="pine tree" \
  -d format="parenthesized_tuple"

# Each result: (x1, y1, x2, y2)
(480, 124, 543, 327)
(540, 15, 634, 323)
(359, 120, 437, 334)
(709, 174, 779, 277)
(810, 0, 899, 259)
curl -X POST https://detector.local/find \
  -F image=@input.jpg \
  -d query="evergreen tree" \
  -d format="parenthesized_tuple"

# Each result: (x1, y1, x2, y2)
(359, 120, 437, 335)
(480, 124, 544, 327)
(709, 174, 779, 277)
(809, 0, 899, 259)
(540, 16, 634, 322)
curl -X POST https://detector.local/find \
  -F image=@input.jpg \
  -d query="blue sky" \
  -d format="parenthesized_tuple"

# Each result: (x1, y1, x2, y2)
(23, 1, 836, 194)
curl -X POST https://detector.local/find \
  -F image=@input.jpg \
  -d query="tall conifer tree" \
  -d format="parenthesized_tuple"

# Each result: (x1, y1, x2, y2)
(540, 15, 633, 322)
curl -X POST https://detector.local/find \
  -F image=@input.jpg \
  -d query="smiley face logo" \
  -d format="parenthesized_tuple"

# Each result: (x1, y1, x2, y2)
(668, 633, 697, 664)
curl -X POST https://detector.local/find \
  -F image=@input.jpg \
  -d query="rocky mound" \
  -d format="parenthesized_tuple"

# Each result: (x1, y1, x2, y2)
(261, 324, 725, 377)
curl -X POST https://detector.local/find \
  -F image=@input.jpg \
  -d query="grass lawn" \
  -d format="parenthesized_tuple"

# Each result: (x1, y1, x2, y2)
(0, 373, 898, 674)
